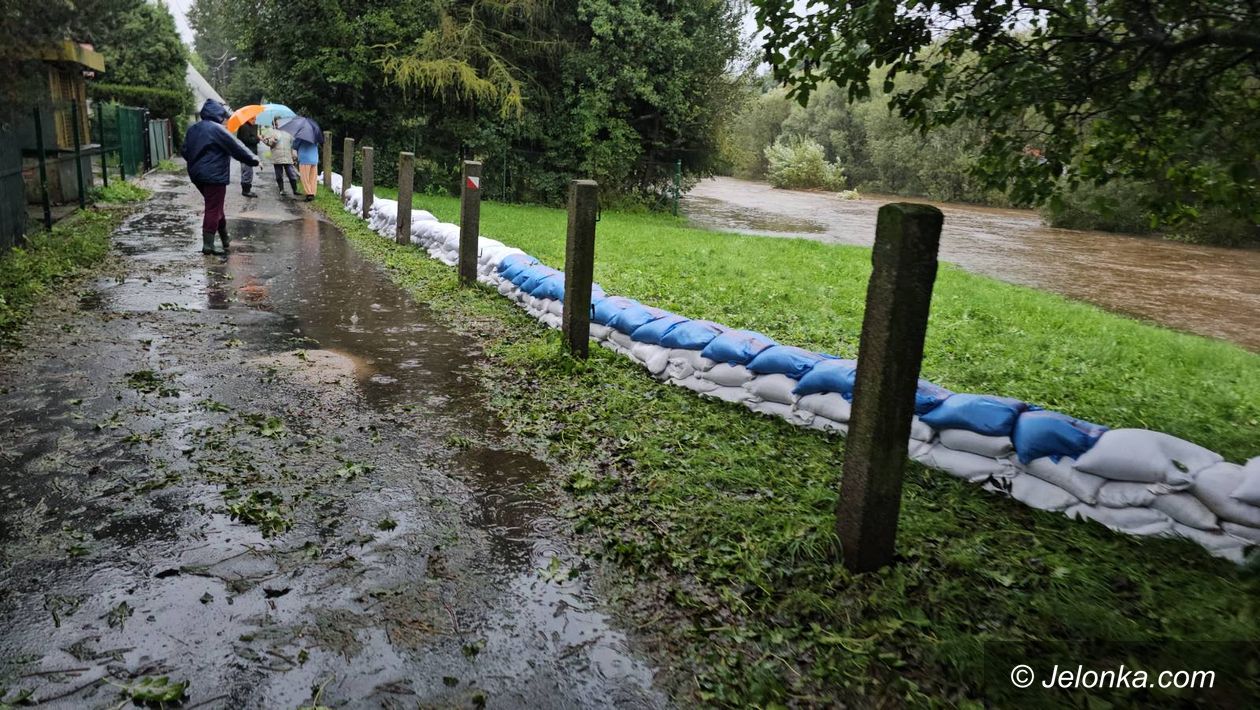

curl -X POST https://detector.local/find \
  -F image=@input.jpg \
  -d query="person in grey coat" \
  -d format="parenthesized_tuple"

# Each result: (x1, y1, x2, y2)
(262, 117, 299, 196)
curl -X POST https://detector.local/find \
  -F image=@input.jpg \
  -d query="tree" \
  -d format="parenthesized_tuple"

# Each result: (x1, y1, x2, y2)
(0, 0, 142, 101)
(750, 1, 1260, 225)
(95, 1, 189, 97)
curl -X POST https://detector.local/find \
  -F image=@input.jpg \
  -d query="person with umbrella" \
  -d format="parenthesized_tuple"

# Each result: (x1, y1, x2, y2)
(279, 116, 322, 201)
(235, 116, 261, 198)
(182, 100, 260, 255)
(262, 117, 299, 196)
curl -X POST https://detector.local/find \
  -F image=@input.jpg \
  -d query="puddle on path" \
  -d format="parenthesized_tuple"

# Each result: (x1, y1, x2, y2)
(0, 174, 665, 708)
(686, 176, 1260, 352)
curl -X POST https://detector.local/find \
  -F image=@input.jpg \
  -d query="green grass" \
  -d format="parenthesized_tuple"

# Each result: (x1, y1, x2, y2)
(360, 189, 1260, 462)
(315, 188, 1260, 706)
(91, 179, 151, 204)
(0, 208, 134, 345)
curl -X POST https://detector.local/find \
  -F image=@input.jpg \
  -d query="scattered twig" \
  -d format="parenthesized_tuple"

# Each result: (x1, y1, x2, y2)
(19, 667, 89, 678)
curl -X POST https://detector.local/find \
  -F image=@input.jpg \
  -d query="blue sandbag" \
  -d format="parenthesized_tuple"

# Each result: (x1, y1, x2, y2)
(510, 264, 544, 287)
(793, 358, 859, 397)
(520, 267, 562, 294)
(590, 284, 607, 304)
(608, 303, 669, 335)
(592, 296, 639, 325)
(914, 380, 953, 415)
(1012, 410, 1108, 464)
(747, 345, 828, 379)
(659, 320, 727, 350)
(700, 330, 778, 365)
(498, 253, 538, 280)
(919, 394, 1028, 437)
(631, 314, 690, 344)
(533, 274, 566, 301)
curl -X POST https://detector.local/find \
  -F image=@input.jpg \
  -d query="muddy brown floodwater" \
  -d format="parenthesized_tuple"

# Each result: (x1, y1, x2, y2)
(0, 170, 666, 708)
(686, 177, 1260, 352)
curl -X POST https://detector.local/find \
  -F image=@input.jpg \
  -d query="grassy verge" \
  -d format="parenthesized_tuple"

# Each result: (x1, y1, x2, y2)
(315, 188, 1259, 706)
(0, 189, 147, 345)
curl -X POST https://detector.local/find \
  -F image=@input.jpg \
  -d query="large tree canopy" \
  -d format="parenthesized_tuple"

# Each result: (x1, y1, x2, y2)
(750, 1, 1260, 224)
(202, 0, 746, 203)
(95, 1, 189, 97)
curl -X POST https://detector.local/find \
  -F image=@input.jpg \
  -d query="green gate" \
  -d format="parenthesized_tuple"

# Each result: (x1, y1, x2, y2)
(117, 107, 145, 176)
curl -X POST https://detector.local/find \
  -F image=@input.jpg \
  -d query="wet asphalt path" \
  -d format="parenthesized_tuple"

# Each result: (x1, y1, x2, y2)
(0, 171, 665, 708)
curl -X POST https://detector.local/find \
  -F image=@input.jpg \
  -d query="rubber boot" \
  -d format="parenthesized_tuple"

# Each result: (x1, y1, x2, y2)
(217, 225, 231, 254)
(242, 184, 258, 198)
(290, 179, 299, 195)
(201, 231, 218, 255)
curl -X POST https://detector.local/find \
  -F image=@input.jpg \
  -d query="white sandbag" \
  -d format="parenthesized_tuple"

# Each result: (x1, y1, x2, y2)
(914, 444, 1015, 483)
(667, 349, 716, 374)
(671, 374, 719, 394)
(938, 429, 1014, 458)
(1192, 462, 1260, 527)
(630, 342, 671, 376)
(702, 385, 753, 405)
(599, 339, 630, 357)
(909, 416, 935, 443)
(744, 373, 799, 405)
(1074, 429, 1221, 485)
(608, 329, 634, 352)
(540, 313, 561, 329)
(477, 237, 505, 256)
(1006, 473, 1079, 512)
(1023, 456, 1107, 505)
(326, 172, 343, 193)
(1230, 457, 1260, 506)
(1164, 524, 1246, 561)
(436, 250, 458, 267)
(796, 392, 851, 423)
(541, 298, 563, 318)
(906, 437, 932, 458)
(808, 416, 848, 436)
(699, 363, 755, 388)
(1151, 493, 1220, 531)
(589, 323, 612, 341)
(665, 360, 695, 382)
(1095, 481, 1159, 508)
(746, 399, 800, 423)
(1066, 504, 1173, 537)
(411, 209, 437, 223)
(497, 281, 517, 297)
(1221, 521, 1260, 545)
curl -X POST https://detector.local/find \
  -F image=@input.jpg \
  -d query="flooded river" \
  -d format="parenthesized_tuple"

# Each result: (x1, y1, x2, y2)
(685, 177, 1260, 352)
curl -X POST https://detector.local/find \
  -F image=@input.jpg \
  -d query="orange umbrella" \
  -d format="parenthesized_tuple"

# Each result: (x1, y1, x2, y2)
(225, 104, 265, 133)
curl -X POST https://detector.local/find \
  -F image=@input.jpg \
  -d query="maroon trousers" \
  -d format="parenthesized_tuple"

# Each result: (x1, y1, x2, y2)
(194, 183, 227, 234)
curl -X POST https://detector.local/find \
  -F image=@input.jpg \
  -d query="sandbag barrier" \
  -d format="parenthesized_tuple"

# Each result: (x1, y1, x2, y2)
(324, 172, 1260, 563)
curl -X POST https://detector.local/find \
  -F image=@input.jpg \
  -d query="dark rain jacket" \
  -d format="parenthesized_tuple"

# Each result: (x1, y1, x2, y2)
(236, 121, 260, 149)
(182, 101, 259, 186)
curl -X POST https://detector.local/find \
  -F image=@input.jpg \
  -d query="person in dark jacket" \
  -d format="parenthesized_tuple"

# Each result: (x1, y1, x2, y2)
(182, 100, 260, 255)
(235, 117, 261, 198)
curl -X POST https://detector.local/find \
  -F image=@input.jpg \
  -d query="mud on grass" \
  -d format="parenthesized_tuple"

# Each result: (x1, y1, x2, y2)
(316, 188, 1260, 706)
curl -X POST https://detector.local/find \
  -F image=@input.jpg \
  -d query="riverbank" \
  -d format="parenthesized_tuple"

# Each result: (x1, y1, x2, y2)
(314, 187, 1260, 705)
(685, 177, 1260, 352)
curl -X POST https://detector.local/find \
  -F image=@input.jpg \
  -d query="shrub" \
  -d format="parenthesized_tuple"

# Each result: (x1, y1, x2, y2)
(764, 138, 847, 191)
(1041, 180, 1158, 233)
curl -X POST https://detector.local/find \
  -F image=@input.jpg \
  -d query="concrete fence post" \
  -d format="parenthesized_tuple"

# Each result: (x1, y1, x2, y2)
(341, 137, 354, 200)
(396, 151, 414, 246)
(322, 132, 333, 190)
(562, 180, 599, 358)
(361, 146, 374, 220)
(458, 160, 482, 287)
(836, 203, 943, 573)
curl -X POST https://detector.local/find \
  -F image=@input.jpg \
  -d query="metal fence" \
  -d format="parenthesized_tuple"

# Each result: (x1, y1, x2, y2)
(0, 100, 150, 252)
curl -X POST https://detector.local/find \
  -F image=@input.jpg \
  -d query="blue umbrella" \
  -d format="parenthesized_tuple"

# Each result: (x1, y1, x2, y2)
(278, 116, 322, 146)
(257, 103, 296, 128)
